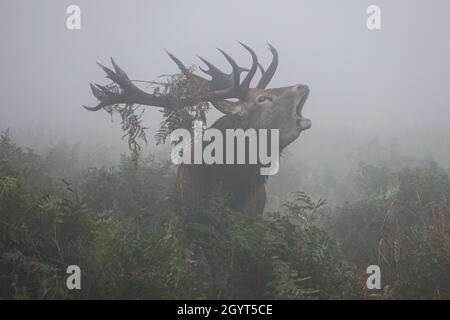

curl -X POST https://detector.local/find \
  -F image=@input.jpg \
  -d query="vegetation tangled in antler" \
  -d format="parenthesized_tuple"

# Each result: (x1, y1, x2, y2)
(99, 65, 211, 161)
(153, 68, 211, 145)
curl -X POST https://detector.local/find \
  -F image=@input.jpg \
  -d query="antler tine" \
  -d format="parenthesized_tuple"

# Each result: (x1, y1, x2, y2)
(197, 54, 250, 91)
(164, 48, 245, 101)
(238, 42, 258, 90)
(83, 83, 115, 111)
(257, 43, 278, 89)
(83, 105, 104, 112)
(97, 62, 119, 83)
(165, 50, 193, 78)
(110, 58, 134, 90)
(197, 55, 225, 77)
(89, 83, 106, 101)
(203, 44, 263, 100)
(197, 48, 249, 101)
(258, 63, 265, 76)
(166, 49, 215, 89)
(165, 45, 262, 101)
(217, 48, 241, 91)
(197, 55, 234, 90)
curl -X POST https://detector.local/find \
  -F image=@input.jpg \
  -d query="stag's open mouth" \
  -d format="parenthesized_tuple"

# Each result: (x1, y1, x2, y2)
(294, 91, 311, 130)
(295, 91, 309, 117)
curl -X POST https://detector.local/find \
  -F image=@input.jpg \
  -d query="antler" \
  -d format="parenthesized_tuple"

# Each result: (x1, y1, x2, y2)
(166, 42, 259, 101)
(83, 43, 278, 113)
(83, 58, 173, 111)
(257, 43, 278, 89)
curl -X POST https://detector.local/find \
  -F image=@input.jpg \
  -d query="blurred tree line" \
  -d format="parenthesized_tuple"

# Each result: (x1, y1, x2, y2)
(1, 130, 449, 299)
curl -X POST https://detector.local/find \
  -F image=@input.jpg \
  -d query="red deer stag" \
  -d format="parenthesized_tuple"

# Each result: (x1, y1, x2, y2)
(83, 43, 311, 215)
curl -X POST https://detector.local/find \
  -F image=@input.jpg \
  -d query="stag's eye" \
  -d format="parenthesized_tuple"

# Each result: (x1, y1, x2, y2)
(257, 96, 272, 103)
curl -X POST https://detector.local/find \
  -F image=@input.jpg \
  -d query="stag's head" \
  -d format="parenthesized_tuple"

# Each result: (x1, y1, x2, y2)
(83, 43, 311, 150)
(234, 83, 311, 150)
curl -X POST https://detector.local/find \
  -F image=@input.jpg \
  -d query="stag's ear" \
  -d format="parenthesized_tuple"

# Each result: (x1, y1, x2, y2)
(212, 100, 246, 116)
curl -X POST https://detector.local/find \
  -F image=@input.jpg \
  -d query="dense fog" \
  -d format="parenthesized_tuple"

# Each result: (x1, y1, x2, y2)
(1, 0, 450, 166)
(2, 0, 450, 300)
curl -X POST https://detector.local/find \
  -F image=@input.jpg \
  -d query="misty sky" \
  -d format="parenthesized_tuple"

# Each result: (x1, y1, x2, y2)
(1, 0, 449, 164)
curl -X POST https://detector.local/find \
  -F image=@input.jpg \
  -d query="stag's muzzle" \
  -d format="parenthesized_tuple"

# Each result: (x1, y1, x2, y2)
(292, 84, 311, 131)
